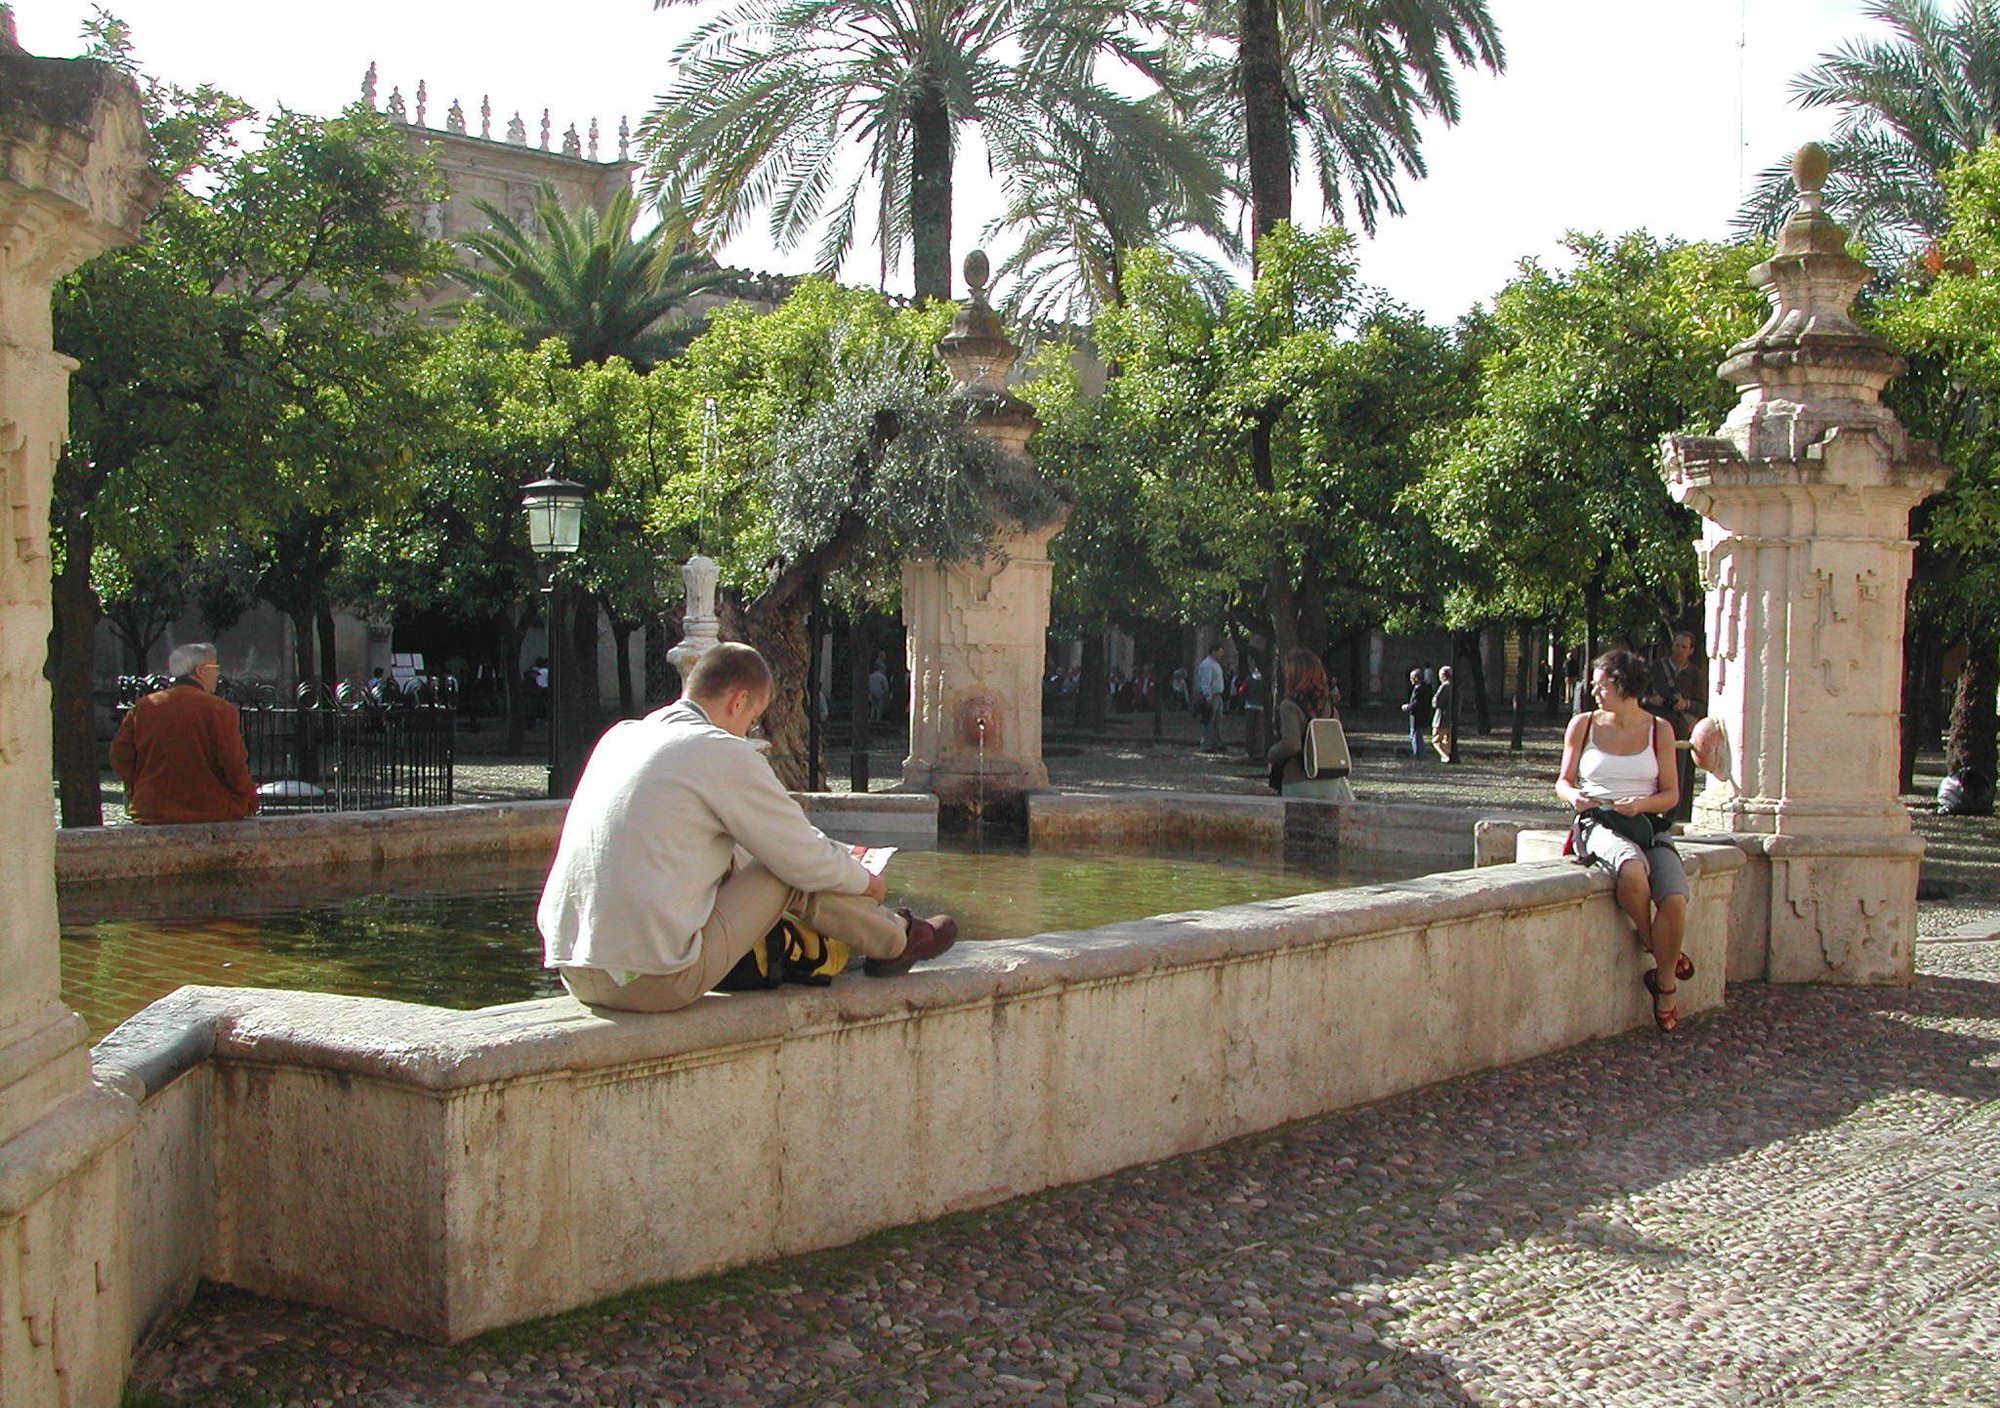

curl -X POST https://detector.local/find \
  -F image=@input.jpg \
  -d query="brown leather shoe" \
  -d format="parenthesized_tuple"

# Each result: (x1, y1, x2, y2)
(865, 911, 958, 977)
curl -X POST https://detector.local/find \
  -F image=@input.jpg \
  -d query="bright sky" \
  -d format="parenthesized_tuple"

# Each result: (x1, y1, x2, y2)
(14, 0, 1882, 322)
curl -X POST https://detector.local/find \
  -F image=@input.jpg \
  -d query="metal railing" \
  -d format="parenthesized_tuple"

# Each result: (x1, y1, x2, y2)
(115, 675, 457, 813)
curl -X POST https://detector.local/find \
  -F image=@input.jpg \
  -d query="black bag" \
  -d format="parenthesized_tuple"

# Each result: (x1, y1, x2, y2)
(1577, 806, 1672, 852)
(712, 916, 851, 991)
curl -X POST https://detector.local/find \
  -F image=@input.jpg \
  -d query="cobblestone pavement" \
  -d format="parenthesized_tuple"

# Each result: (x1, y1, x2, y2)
(135, 936, 2000, 1408)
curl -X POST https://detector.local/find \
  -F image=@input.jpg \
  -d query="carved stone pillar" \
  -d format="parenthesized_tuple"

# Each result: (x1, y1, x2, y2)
(902, 253, 1069, 814)
(1, 24, 163, 1407)
(1663, 145, 1949, 986)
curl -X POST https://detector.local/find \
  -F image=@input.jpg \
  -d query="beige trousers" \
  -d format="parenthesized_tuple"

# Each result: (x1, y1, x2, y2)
(559, 859, 909, 1013)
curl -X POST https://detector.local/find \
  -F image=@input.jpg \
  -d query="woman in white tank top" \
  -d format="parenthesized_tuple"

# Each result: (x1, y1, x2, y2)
(1556, 649, 1688, 1031)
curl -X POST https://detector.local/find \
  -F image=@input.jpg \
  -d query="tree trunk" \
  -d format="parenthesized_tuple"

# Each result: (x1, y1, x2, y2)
(1239, 0, 1292, 260)
(288, 607, 315, 697)
(1456, 628, 1492, 734)
(1249, 411, 1300, 660)
(50, 539, 106, 827)
(1899, 606, 1929, 794)
(742, 597, 815, 789)
(1077, 633, 1108, 731)
(1584, 582, 1603, 668)
(1944, 625, 1997, 806)
(498, 609, 527, 755)
(849, 611, 872, 793)
(552, 586, 599, 796)
(609, 614, 636, 718)
(645, 610, 677, 706)
(1510, 618, 1532, 751)
(909, 89, 954, 301)
(315, 601, 338, 686)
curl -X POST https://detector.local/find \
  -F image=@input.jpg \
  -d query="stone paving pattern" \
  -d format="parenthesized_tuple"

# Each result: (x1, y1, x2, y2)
(134, 935, 2000, 1407)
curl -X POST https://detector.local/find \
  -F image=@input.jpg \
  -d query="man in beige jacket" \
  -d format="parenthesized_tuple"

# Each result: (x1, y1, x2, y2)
(540, 643, 955, 1013)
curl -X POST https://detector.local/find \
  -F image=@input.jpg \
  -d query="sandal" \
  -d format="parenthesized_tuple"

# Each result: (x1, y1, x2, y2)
(1642, 968, 1679, 1033)
(1675, 952, 1695, 983)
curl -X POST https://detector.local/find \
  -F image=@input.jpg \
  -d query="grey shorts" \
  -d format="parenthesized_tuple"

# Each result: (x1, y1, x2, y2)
(1578, 822, 1689, 904)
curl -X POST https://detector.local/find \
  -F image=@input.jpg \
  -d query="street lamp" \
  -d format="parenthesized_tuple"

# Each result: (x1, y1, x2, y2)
(521, 471, 588, 568)
(521, 470, 589, 795)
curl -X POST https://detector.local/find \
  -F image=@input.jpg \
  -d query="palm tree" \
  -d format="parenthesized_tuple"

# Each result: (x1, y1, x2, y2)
(1734, 0, 2000, 260)
(638, 0, 1191, 301)
(1184, 0, 1505, 260)
(984, 97, 1244, 323)
(454, 185, 727, 371)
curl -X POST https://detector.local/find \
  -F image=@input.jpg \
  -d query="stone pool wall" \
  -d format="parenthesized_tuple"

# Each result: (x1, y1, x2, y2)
(56, 794, 939, 885)
(93, 846, 1743, 1345)
(1029, 791, 1536, 868)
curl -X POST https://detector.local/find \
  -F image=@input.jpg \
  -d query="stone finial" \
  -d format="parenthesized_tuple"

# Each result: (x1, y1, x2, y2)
(361, 61, 378, 109)
(562, 123, 581, 158)
(507, 111, 527, 144)
(481, 95, 492, 139)
(386, 86, 407, 123)
(939, 248, 1018, 394)
(415, 80, 427, 126)
(446, 98, 466, 134)
(588, 117, 599, 161)
(1793, 142, 1830, 203)
(618, 115, 630, 161)
(540, 109, 551, 150)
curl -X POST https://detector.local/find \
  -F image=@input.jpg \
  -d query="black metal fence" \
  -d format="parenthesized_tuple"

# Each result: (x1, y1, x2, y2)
(116, 675, 457, 813)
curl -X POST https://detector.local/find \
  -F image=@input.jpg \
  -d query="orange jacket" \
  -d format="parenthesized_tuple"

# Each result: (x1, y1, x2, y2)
(109, 682, 260, 824)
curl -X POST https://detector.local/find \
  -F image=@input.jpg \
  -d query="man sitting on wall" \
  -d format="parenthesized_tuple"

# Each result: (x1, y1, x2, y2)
(110, 641, 260, 825)
(540, 642, 956, 1013)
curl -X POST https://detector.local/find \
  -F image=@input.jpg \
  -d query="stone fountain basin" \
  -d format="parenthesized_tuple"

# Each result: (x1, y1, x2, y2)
(80, 795, 1742, 1347)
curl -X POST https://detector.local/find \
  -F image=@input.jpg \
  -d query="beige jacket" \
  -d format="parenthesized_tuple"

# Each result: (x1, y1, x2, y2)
(538, 697, 870, 977)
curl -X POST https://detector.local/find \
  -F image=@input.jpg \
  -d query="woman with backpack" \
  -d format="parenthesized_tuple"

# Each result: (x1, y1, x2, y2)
(1267, 648, 1338, 792)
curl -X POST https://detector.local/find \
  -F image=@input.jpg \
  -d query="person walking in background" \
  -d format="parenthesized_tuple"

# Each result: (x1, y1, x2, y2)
(1430, 665, 1458, 763)
(1646, 630, 1705, 822)
(867, 655, 890, 723)
(110, 642, 259, 824)
(1267, 648, 1337, 791)
(1195, 642, 1227, 753)
(1401, 668, 1433, 758)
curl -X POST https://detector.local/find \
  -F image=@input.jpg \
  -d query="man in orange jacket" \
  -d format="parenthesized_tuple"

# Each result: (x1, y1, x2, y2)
(110, 642, 259, 824)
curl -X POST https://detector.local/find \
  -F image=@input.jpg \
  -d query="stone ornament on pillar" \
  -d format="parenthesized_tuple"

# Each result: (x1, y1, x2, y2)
(1662, 143, 1950, 986)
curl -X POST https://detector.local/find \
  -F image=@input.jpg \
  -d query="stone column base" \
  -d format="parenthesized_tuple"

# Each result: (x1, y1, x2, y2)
(1760, 834, 1925, 986)
(0, 1084, 135, 1408)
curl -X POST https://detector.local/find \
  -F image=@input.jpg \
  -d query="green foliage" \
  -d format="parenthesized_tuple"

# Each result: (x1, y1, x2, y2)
(1737, 0, 2000, 261)
(454, 185, 728, 371)
(1412, 232, 1766, 634)
(1182, 0, 1506, 235)
(55, 93, 445, 580)
(1026, 225, 1467, 648)
(1876, 139, 2000, 624)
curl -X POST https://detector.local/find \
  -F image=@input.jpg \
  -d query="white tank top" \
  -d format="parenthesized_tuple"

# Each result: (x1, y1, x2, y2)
(1577, 716, 1660, 802)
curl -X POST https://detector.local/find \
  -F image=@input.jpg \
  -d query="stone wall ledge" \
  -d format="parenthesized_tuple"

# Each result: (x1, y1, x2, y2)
(56, 793, 939, 884)
(96, 853, 1737, 1099)
(92, 845, 1743, 1344)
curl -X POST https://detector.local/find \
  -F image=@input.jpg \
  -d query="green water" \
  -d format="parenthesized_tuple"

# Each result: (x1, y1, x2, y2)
(60, 845, 1414, 1039)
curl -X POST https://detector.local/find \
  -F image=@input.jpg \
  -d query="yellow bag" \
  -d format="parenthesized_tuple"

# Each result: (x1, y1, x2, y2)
(713, 915, 851, 991)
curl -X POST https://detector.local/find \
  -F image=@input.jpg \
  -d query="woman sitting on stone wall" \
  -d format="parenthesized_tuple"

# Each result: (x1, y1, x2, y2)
(1555, 649, 1691, 1032)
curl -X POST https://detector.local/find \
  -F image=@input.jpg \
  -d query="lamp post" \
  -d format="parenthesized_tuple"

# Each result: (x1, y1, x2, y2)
(521, 470, 588, 796)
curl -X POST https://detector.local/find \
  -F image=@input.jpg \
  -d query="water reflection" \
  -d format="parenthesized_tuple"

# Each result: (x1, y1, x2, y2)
(61, 845, 1411, 1039)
